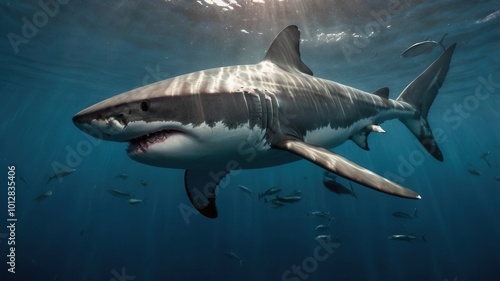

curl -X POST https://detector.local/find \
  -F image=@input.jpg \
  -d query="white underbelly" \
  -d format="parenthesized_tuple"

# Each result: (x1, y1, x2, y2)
(304, 118, 372, 148)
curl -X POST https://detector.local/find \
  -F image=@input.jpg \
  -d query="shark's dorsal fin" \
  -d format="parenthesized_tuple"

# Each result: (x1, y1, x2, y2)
(184, 170, 230, 218)
(371, 87, 389, 99)
(263, 25, 313, 76)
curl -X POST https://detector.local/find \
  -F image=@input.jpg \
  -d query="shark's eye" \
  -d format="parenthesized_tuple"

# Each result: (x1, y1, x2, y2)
(140, 101, 150, 111)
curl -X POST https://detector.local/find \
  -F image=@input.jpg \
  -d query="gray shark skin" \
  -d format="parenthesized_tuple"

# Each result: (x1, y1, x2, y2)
(73, 26, 457, 218)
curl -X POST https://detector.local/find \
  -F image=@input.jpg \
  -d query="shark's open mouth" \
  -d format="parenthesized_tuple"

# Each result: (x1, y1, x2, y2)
(127, 129, 181, 153)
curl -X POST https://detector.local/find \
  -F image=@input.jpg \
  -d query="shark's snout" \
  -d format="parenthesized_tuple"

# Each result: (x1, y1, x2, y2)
(72, 108, 129, 141)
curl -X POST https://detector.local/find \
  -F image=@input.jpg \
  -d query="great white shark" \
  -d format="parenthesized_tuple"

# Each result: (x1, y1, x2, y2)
(73, 26, 456, 218)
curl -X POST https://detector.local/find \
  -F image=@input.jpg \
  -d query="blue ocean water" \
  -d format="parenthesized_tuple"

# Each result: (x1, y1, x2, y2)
(1, 0, 499, 280)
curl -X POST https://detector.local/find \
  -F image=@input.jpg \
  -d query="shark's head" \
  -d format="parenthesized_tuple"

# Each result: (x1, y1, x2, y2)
(72, 75, 252, 169)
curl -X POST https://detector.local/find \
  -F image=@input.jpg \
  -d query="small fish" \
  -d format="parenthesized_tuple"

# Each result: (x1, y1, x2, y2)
(35, 190, 53, 202)
(307, 210, 339, 223)
(479, 152, 491, 167)
(323, 172, 357, 198)
(476, 10, 500, 24)
(315, 224, 329, 231)
(225, 251, 244, 266)
(314, 235, 341, 245)
(269, 201, 286, 209)
(287, 189, 303, 197)
(127, 198, 145, 205)
(307, 210, 327, 217)
(237, 185, 255, 197)
(401, 34, 447, 58)
(307, 210, 331, 219)
(392, 208, 419, 219)
(140, 180, 149, 187)
(258, 187, 282, 200)
(47, 168, 76, 184)
(467, 164, 481, 176)
(115, 173, 129, 180)
(107, 189, 131, 199)
(274, 195, 301, 204)
(20, 176, 27, 183)
(388, 234, 427, 243)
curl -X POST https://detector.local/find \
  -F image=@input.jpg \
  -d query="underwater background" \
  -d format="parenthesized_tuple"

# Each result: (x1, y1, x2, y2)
(1, 0, 499, 280)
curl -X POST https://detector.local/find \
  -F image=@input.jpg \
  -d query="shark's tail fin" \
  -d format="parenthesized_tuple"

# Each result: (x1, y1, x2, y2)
(413, 207, 419, 219)
(396, 44, 457, 162)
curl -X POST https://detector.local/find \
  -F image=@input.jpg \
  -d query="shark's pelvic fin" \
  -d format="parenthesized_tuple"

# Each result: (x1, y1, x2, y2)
(349, 124, 385, 150)
(397, 44, 457, 162)
(184, 170, 229, 218)
(350, 131, 370, 150)
(263, 25, 313, 76)
(274, 139, 421, 199)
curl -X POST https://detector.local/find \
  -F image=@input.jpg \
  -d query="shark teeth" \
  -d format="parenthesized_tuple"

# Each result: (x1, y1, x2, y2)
(126, 129, 179, 153)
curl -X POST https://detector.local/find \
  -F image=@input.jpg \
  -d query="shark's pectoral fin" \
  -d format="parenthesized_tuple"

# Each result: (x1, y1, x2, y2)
(273, 139, 421, 199)
(184, 170, 229, 219)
